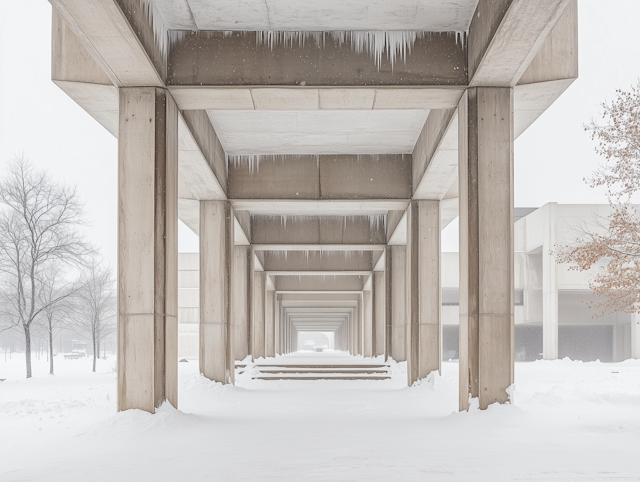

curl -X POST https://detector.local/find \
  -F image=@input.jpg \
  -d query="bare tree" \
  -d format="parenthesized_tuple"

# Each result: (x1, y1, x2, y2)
(71, 258, 116, 372)
(38, 262, 78, 375)
(0, 157, 91, 378)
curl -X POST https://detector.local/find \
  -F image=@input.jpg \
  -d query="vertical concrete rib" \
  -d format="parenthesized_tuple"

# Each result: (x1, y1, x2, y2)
(200, 200, 235, 384)
(117, 87, 178, 412)
(265, 289, 275, 357)
(233, 246, 249, 361)
(459, 87, 515, 411)
(391, 246, 407, 362)
(363, 289, 373, 357)
(373, 271, 386, 357)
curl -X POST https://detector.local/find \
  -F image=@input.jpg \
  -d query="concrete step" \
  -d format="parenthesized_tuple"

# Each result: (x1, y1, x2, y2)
(254, 375, 391, 381)
(253, 364, 387, 369)
(256, 369, 388, 374)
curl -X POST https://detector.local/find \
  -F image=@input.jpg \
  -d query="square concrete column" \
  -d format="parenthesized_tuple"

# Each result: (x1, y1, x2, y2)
(363, 289, 373, 357)
(458, 88, 515, 411)
(233, 246, 250, 361)
(386, 246, 407, 362)
(252, 271, 266, 359)
(406, 200, 442, 386)
(200, 200, 235, 384)
(265, 288, 275, 357)
(542, 203, 559, 360)
(274, 294, 281, 355)
(373, 271, 386, 357)
(117, 87, 178, 413)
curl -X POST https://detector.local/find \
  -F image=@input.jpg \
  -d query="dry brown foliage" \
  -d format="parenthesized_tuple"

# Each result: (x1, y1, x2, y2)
(556, 82, 640, 316)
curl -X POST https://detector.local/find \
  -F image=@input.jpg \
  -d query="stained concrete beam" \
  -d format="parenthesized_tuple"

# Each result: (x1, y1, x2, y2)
(468, 0, 572, 87)
(167, 31, 467, 87)
(228, 154, 411, 201)
(252, 215, 386, 245)
(263, 251, 372, 272)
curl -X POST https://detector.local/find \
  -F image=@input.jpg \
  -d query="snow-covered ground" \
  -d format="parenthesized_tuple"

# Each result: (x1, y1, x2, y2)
(1, 352, 639, 481)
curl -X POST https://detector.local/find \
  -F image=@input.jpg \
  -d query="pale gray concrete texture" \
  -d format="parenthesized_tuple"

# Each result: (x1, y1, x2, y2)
(49, 0, 579, 412)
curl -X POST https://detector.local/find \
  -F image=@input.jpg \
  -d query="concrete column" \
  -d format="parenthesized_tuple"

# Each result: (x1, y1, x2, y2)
(274, 295, 280, 355)
(265, 289, 275, 357)
(199, 200, 235, 384)
(117, 87, 178, 413)
(542, 203, 559, 360)
(357, 294, 363, 355)
(373, 271, 386, 357)
(406, 201, 442, 385)
(363, 289, 373, 357)
(390, 246, 407, 361)
(632, 312, 640, 359)
(233, 246, 250, 361)
(252, 271, 266, 359)
(458, 87, 514, 411)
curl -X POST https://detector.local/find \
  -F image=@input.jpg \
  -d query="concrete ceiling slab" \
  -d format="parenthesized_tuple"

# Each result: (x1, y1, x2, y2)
(153, 0, 479, 31)
(206, 109, 430, 155)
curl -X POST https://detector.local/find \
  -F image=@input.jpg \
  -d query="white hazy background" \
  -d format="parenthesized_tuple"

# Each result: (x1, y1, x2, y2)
(2, 0, 640, 260)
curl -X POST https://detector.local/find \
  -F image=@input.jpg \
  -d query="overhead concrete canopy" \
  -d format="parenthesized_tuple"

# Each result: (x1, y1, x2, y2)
(152, 0, 480, 31)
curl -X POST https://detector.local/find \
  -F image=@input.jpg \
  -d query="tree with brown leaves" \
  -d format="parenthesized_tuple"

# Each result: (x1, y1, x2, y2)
(556, 82, 640, 316)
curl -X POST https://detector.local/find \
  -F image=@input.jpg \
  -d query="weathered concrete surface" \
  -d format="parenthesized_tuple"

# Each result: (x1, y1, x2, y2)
(117, 87, 178, 412)
(406, 201, 441, 386)
(200, 201, 235, 384)
(251, 215, 386, 245)
(168, 31, 467, 87)
(363, 290, 373, 357)
(458, 88, 514, 411)
(228, 155, 411, 200)
(390, 246, 407, 362)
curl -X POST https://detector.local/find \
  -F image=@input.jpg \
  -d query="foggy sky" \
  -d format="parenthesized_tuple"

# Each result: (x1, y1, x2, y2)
(1, 0, 640, 261)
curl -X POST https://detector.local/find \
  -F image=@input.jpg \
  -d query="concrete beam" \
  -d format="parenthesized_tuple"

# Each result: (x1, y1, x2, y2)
(251, 215, 386, 245)
(178, 110, 226, 200)
(50, 0, 164, 86)
(228, 155, 411, 201)
(231, 199, 408, 216)
(275, 275, 365, 292)
(169, 86, 465, 111)
(263, 251, 372, 272)
(468, 0, 571, 87)
(168, 31, 467, 87)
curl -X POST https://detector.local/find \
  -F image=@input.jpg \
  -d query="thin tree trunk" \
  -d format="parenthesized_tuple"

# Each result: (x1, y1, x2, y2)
(49, 317, 54, 375)
(24, 324, 32, 378)
(92, 337, 96, 373)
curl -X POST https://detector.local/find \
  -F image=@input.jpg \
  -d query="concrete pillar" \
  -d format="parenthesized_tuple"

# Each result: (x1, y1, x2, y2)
(265, 289, 275, 357)
(233, 246, 250, 361)
(458, 87, 514, 411)
(388, 246, 407, 361)
(406, 200, 442, 386)
(117, 87, 178, 412)
(373, 271, 386, 357)
(357, 294, 363, 355)
(274, 295, 281, 355)
(542, 203, 559, 360)
(199, 200, 235, 384)
(632, 312, 640, 359)
(363, 289, 373, 357)
(252, 271, 266, 359)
